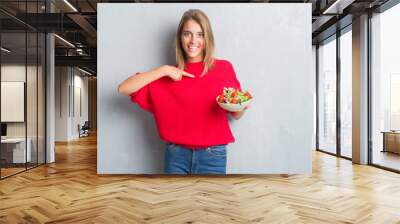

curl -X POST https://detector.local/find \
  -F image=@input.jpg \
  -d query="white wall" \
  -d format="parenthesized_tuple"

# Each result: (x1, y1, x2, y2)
(1, 65, 41, 138)
(1, 82, 24, 122)
(55, 67, 89, 141)
(72, 72, 89, 138)
(55, 67, 68, 141)
(98, 3, 313, 174)
(1, 66, 26, 130)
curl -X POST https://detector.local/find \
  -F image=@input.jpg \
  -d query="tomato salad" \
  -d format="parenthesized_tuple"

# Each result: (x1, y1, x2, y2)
(217, 87, 252, 104)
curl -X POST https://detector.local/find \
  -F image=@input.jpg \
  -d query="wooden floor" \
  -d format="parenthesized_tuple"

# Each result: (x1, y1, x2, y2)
(1, 134, 400, 223)
(1, 163, 46, 178)
(1, 167, 26, 178)
(373, 150, 400, 171)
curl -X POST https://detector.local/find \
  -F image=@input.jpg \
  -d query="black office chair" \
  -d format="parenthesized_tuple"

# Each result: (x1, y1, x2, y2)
(79, 121, 90, 138)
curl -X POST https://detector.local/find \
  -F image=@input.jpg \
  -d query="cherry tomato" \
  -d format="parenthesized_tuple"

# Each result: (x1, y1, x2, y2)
(217, 95, 225, 103)
(245, 92, 252, 99)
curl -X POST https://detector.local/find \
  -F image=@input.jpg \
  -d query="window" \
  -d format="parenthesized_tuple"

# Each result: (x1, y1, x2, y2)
(340, 29, 352, 158)
(371, 3, 400, 171)
(318, 37, 337, 155)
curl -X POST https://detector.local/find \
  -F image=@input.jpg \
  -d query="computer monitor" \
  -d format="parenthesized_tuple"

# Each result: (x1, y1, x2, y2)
(1, 123, 7, 137)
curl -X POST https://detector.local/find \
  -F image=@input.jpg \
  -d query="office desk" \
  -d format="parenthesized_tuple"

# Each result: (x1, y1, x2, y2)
(381, 131, 400, 154)
(1, 138, 32, 163)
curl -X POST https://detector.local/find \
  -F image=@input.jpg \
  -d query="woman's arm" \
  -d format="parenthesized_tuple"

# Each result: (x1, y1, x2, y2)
(118, 65, 194, 96)
(118, 67, 164, 96)
(229, 101, 252, 120)
(230, 108, 247, 120)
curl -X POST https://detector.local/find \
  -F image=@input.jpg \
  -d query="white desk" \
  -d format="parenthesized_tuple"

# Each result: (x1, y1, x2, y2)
(1, 138, 31, 163)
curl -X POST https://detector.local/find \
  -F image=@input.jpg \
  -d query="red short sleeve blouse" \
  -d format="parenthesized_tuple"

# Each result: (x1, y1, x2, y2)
(130, 59, 242, 149)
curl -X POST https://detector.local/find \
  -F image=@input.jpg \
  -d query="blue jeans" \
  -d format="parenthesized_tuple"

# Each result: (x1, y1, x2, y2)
(164, 143, 227, 174)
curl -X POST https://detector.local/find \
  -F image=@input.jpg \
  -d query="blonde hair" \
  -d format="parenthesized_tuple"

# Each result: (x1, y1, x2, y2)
(175, 9, 215, 77)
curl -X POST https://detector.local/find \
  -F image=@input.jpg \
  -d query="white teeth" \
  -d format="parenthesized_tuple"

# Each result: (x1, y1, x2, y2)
(188, 46, 198, 53)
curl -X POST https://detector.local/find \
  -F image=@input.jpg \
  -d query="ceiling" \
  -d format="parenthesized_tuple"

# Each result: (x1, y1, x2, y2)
(0, 0, 393, 75)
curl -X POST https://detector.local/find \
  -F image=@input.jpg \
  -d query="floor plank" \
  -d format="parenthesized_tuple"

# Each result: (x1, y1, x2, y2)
(1, 133, 400, 223)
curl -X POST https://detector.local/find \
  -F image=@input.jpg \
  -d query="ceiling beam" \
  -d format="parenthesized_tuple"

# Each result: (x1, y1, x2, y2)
(67, 13, 97, 46)
(55, 55, 96, 69)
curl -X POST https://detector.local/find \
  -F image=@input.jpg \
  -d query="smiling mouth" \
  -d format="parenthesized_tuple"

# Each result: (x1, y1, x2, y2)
(188, 46, 199, 52)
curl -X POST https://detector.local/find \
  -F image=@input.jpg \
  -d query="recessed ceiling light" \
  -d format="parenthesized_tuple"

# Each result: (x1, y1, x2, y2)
(63, 0, 78, 12)
(322, 0, 354, 15)
(1, 47, 11, 53)
(54, 34, 75, 48)
(78, 67, 93, 76)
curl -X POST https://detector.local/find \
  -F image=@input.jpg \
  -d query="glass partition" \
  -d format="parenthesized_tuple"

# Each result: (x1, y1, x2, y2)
(38, 32, 45, 165)
(27, 31, 38, 169)
(339, 28, 352, 158)
(318, 36, 337, 155)
(1, 31, 28, 177)
(371, 4, 400, 171)
(0, 1, 46, 179)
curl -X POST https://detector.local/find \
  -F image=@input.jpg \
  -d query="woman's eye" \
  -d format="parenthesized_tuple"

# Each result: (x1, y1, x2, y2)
(182, 32, 203, 38)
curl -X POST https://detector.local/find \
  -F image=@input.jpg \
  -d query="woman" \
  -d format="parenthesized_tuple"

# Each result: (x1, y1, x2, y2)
(118, 9, 250, 174)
